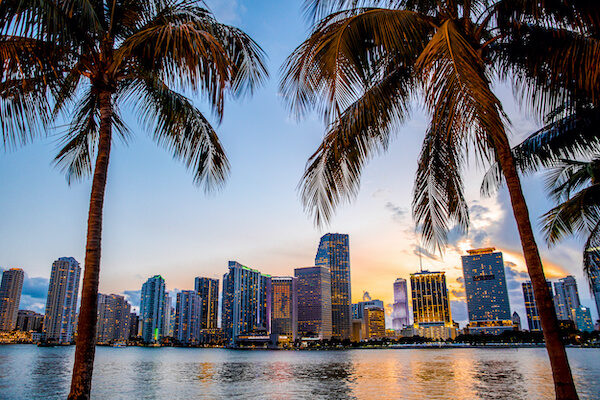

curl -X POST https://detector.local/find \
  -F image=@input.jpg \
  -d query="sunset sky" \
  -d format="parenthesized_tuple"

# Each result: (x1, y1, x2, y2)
(0, 0, 597, 327)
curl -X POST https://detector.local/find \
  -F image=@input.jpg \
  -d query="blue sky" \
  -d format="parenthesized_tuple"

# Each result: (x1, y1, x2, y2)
(0, 0, 597, 327)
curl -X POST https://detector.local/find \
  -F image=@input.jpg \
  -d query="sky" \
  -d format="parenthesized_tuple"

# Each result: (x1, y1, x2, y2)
(0, 0, 597, 328)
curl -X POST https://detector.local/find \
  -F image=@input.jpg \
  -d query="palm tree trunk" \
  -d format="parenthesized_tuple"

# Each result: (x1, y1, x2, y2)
(495, 135, 579, 400)
(68, 90, 113, 400)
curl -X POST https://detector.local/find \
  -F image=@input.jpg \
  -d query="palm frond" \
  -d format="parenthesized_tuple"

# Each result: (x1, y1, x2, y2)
(129, 76, 230, 192)
(583, 219, 600, 293)
(413, 113, 469, 254)
(281, 8, 430, 124)
(299, 64, 416, 226)
(541, 185, 600, 245)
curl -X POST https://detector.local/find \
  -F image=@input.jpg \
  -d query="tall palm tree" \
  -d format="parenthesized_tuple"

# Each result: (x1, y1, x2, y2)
(281, 0, 597, 398)
(483, 107, 600, 296)
(0, 0, 267, 398)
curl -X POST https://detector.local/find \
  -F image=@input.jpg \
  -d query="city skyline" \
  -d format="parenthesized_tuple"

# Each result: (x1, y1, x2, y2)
(0, 0, 598, 327)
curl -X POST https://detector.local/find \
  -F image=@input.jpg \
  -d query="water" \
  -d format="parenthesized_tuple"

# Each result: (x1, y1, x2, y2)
(0, 346, 599, 399)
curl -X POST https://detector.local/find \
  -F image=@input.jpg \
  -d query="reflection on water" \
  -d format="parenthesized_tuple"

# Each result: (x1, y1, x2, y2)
(0, 346, 599, 399)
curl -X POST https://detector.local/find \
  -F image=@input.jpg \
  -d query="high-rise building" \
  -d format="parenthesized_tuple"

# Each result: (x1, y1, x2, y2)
(512, 311, 521, 331)
(140, 275, 166, 343)
(194, 277, 219, 329)
(43, 257, 81, 343)
(590, 266, 600, 321)
(174, 290, 202, 344)
(392, 278, 410, 331)
(410, 270, 456, 340)
(461, 248, 513, 335)
(0, 268, 25, 331)
(96, 294, 131, 343)
(574, 306, 594, 332)
(163, 292, 173, 338)
(364, 307, 385, 339)
(352, 300, 384, 319)
(222, 261, 271, 344)
(16, 310, 44, 332)
(315, 233, 352, 340)
(554, 276, 581, 321)
(295, 266, 332, 340)
(271, 277, 298, 341)
(522, 280, 553, 331)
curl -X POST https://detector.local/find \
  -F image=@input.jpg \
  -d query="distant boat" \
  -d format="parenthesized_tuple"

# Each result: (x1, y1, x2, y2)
(111, 341, 127, 348)
(37, 339, 56, 347)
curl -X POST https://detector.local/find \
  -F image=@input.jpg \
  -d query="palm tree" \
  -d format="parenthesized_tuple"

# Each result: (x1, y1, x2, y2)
(484, 106, 600, 296)
(0, 0, 267, 398)
(281, 0, 597, 398)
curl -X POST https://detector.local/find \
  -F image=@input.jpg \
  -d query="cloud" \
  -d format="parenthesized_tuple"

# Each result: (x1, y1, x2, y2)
(123, 290, 141, 308)
(412, 245, 440, 261)
(208, 0, 244, 24)
(504, 261, 529, 291)
(385, 202, 408, 222)
(372, 189, 391, 198)
(362, 291, 372, 301)
(450, 300, 468, 326)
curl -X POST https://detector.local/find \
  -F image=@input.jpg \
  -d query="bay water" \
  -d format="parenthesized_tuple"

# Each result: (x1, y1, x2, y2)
(0, 345, 599, 399)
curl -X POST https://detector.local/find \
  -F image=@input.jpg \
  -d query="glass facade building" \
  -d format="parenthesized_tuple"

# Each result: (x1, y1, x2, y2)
(522, 280, 553, 331)
(364, 307, 385, 339)
(221, 261, 271, 345)
(140, 275, 166, 343)
(590, 266, 600, 321)
(43, 257, 81, 343)
(410, 270, 456, 340)
(461, 248, 512, 335)
(392, 278, 410, 330)
(271, 277, 298, 341)
(0, 268, 24, 331)
(315, 233, 351, 340)
(554, 275, 581, 321)
(194, 277, 219, 329)
(174, 290, 203, 344)
(294, 266, 332, 340)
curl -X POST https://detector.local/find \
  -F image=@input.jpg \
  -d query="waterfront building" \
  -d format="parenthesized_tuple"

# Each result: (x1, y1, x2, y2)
(174, 290, 202, 344)
(392, 278, 410, 331)
(364, 307, 385, 339)
(590, 266, 600, 320)
(0, 268, 24, 331)
(16, 310, 43, 332)
(271, 276, 298, 341)
(353, 300, 384, 319)
(512, 311, 521, 331)
(43, 257, 81, 343)
(574, 306, 594, 332)
(222, 261, 271, 344)
(295, 266, 332, 340)
(410, 270, 457, 340)
(97, 294, 131, 343)
(164, 293, 174, 337)
(461, 248, 513, 335)
(194, 277, 219, 329)
(129, 313, 139, 338)
(140, 275, 166, 343)
(522, 280, 553, 331)
(315, 233, 352, 340)
(554, 276, 581, 321)
(351, 319, 363, 342)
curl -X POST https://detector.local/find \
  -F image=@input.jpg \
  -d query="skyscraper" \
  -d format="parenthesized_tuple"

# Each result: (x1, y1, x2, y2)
(590, 266, 600, 320)
(574, 306, 594, 332)
(43, 257, 81, 343)
(221, 261, 271, 344)
(392, 278, 410, 330)
(295, 266, 332, 340)
(140, 275, 166, 343)
(461, 248, 513, 335)
(554, 276, 581, 321)
(174, 290, 202, 344)
(96, 293, 131, 343)
(0, 268, 24, 331)
(194, 277, 219, 329)
(364, 307, 386, 339)
(271, 276, 298, 341)
(315, 233, 351, 340)
(353, 300, 384, 319)
(522, 280, 553, 331)
(410, 270, 456, 340)
(512, 311, 521, 331)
